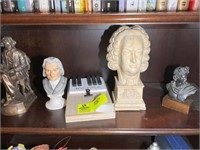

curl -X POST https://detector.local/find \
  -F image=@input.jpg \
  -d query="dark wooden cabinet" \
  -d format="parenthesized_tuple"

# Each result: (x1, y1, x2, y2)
(1, 12, 199, 149)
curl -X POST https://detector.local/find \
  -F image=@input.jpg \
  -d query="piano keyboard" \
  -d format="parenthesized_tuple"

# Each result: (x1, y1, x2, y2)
(68, 76, 108, 94)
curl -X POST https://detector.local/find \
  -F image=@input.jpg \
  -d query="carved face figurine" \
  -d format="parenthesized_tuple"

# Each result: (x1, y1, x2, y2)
(3, 40, 12, 50)
(107, 25, 150, 85)
(173, 67, 188, 87)
(42, 57, 65, 81)
(45, 62, 61, 81)
(1, 36, 16, 51)
(120, 36, 144, 77)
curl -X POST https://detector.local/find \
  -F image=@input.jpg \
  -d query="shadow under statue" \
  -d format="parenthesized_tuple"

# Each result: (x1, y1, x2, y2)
(106, 25, 151, 111)
(162, 66, 198, 114)
(1, 36, 37, 116)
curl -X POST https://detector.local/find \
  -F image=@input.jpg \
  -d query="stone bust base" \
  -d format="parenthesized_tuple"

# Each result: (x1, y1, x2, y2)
(112, 76, 146, 111)
(45, 96, 65, 110)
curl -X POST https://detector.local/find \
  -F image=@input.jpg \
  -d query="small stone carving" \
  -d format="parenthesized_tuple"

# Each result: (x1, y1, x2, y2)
(166, 66, 197, 102)
(1, 36, 37, 116)
(106, 25, 151, 110)
(42, 57, 67, 110)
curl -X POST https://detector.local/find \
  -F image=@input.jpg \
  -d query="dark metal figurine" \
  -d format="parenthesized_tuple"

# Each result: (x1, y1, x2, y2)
(166, 66, 198, 102)
(1, 36, 37, 116)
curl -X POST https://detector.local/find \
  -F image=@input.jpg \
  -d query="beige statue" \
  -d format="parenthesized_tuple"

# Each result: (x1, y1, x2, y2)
(106, 25, 150, 111)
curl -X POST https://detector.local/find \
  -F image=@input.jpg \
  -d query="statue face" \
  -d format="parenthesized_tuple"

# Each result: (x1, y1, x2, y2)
(120, 37, 143, 76)
(45, 63, 61, 81)
(3, 41, 12, 51)
(175, 74, 187, 87)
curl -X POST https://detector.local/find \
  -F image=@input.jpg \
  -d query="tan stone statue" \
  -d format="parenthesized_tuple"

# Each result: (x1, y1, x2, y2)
(106, 25, 150, 111)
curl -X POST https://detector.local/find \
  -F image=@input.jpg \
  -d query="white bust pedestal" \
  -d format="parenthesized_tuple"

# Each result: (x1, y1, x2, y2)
(112, 76, 146, 111)
(45, 96, 65, 110)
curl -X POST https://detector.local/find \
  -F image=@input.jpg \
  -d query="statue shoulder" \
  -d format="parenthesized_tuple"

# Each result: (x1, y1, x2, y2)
(182, 82, 198, 94)
(60, 76, 68, 84)
(42, 78, 49, 85)
(166, 81, 172, 90)
(13, 49, 24, 55)
(15, 49, 31, 64)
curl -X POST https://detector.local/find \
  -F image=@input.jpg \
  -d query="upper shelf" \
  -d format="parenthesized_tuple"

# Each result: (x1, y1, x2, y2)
(1, 11, 199, 25)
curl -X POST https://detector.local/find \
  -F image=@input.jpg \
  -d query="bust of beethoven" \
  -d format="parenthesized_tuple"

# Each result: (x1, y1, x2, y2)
(106, 25, 151, 86)
(42, 57, 67, 110)
(166, 66, 197, 102)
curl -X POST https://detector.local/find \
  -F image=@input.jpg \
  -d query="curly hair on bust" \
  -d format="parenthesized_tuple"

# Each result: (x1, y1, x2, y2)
(106, 25, 150, 73)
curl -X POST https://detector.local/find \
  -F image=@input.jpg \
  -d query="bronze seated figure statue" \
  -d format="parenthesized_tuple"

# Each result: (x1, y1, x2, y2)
(1, 36, 37, 116)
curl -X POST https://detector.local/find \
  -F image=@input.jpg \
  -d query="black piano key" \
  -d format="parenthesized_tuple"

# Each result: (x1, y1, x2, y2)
(87, 76, 92, 86)
(96, 76, 102, 85)
(91, 75, 97, 85)
(72, 77, 76, 87)
(77, 76, 82, 86)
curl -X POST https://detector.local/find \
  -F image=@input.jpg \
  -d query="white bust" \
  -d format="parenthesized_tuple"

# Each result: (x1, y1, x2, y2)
(107, 25, 150, 85)
(42, 57, 67, 110)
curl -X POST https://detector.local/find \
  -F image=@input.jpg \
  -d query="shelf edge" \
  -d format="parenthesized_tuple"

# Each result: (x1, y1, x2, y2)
(1, 12, 199, 25)
(1, 127, 199, 135)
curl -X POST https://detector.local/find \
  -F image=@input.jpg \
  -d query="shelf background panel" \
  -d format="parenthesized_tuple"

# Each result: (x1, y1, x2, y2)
(1, 83, 199, 135)
(1, 24, 199, 86)
(1, 12, 199, 25)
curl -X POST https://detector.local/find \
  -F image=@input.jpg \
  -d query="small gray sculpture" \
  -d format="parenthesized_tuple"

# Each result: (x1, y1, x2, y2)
(42, 57, 67, 110)
(1, 36, 37, 116)
(166, 66, 198, 102)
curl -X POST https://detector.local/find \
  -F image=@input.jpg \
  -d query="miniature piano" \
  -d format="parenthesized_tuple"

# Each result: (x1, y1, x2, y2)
(65, 76, 115, 123)
(68, 76, 107, 94)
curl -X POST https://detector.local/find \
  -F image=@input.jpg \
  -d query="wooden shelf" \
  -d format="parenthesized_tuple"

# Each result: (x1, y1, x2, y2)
(1, 11, 199, 25)
(1, 10, 199, 148)
(1, 83, 199, 136)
